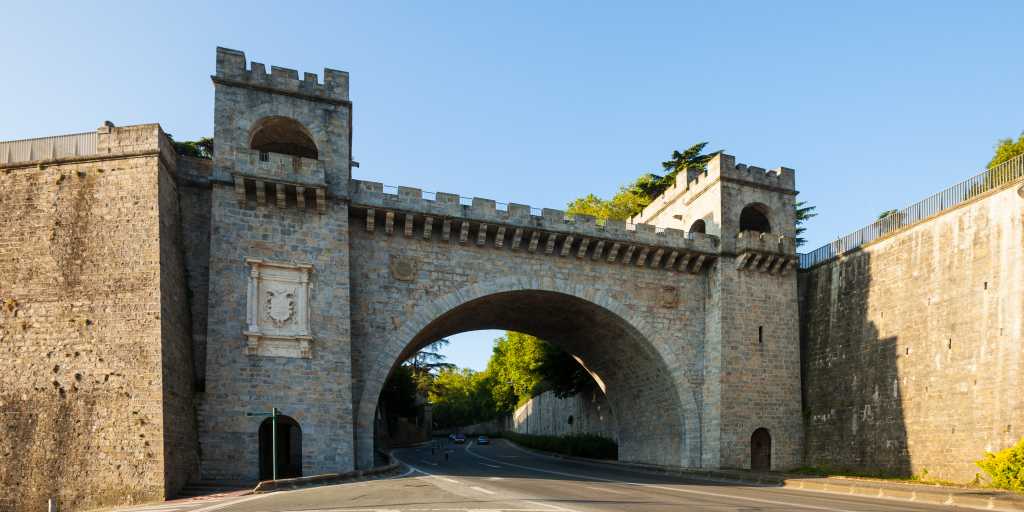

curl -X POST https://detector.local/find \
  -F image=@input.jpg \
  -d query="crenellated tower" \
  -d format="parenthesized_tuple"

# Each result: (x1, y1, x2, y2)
(211, 46, 352, 203)
(633, 152, 803, 471)
(201, 47, 356, 481)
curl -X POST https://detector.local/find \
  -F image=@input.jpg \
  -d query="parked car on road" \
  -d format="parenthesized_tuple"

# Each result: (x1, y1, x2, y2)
(453, 433, 466, 444)
(477, 435, 490, 445)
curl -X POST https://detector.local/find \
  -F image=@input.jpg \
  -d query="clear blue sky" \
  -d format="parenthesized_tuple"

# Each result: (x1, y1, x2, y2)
(5, 2, 1021, 370)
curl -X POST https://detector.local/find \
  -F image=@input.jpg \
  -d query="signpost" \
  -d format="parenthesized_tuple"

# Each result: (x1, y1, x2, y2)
(246, 407, 280, 481)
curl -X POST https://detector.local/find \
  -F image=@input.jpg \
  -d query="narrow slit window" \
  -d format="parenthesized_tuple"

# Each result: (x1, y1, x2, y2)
(758, 326, 763, 344)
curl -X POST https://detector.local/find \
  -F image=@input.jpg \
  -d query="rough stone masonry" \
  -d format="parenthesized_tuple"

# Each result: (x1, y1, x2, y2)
(0, 47, 1019, 511)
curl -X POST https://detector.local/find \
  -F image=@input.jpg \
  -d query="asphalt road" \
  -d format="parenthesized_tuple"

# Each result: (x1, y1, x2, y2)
(115, 440, 964, 512)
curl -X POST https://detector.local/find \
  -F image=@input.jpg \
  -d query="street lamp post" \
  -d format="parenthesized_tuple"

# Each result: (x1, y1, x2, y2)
(246, 407, 280, 480)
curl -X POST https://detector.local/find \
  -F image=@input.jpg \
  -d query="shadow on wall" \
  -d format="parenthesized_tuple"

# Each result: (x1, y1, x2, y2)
(800, 250, 911, 477)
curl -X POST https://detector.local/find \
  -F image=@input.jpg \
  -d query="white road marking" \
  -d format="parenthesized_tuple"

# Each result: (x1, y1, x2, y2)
(470, 486, 496, 495)
(189, 492, 274, 512)
(464, 443, 868, 512)
(480, 463, 503, 469)
(392, 449, 583, 512)
(118, 508, 183, 512)
(582, 484, 625, 494)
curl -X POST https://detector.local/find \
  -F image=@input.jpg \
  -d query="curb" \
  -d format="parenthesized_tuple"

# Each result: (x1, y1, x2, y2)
(500, 439, 1024, 511)
(253, 462, 402, 493)
(782, 478, 1023, 511)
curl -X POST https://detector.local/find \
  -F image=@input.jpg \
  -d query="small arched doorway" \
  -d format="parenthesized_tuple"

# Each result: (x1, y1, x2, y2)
(751, 427, 772, 471)
(739, 204, 772, 233)
(259, 415, 303, 480)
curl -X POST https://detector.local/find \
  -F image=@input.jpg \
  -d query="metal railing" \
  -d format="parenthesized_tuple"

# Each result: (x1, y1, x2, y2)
(0, 132, 98, 165)
(799, 153, 1024, 268)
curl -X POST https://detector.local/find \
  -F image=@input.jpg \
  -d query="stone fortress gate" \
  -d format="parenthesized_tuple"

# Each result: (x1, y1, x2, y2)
(35, 46, 1013, 509)
(0, 48, 798, 507)
(201, 47, 803, 479)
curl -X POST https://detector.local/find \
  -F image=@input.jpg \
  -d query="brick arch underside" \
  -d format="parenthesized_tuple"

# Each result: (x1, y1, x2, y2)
(354, 281, 698, 470)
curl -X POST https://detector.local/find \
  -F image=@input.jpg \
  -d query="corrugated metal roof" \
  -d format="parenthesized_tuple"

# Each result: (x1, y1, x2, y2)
(0, 132, 99, 165)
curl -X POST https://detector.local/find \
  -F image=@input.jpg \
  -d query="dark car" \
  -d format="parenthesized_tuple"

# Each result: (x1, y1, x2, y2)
(453, 433, 466, 444)
(477, 435, 490, 445)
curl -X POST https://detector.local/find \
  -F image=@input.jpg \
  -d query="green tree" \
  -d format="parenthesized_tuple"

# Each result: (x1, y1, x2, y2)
(407, 338, 456, 395)
(566, 142, 716, 221)
(167, 134, 214, 159)
(795, 198, 817, 248)
(988, 132, 1024, 169)
(428, 368, 497, 429)
(379, 364, 419, 433)
(487, 332, 549, 411)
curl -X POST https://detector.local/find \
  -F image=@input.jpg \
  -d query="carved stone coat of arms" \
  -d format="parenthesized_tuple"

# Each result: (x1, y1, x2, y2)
(243, 258, 314, 358)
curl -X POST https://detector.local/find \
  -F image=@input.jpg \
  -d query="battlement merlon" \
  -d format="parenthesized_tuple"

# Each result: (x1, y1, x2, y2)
(214, 47, 350, 103)
(349, 179, 720, 255)
(630, 153, 796, 225)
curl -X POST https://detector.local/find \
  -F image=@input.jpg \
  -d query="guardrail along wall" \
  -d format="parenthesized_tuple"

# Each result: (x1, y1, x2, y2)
(800, 154, 1024, 268)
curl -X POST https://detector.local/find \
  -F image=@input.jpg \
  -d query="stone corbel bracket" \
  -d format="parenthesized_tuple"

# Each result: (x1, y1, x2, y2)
(243, 258, 315, 358)
(733, 231, 798, 275)
(233, 172, 328, 214)
(350, 180, 720, 274)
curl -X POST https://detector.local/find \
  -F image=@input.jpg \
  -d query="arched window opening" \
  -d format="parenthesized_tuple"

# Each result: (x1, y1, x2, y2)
(250, 116, 319, 159)
(739, 204, 772, 233)
(689, 219, 707, 235)
(751, 427, 772, 471)
(259, 415, 303, 480)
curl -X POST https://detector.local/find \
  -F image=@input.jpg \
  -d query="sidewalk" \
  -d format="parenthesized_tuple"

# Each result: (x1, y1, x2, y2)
(500, 439, 1024, 511)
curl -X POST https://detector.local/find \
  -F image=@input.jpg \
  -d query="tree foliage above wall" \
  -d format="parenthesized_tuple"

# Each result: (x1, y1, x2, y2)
(566, 142, 715, 221)
(567, 141, 817, 247)
(989, 132, 1024, 169)
(168, 134, 214, 159)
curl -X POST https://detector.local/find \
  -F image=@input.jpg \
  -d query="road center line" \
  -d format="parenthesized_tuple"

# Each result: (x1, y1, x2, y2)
(464, 442, 866, 512)
(470, 486, 496, 495)
(394, 449, 584, 512)
(582, 484, 625, 494)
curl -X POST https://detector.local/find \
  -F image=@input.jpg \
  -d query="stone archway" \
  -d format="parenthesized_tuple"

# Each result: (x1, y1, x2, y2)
(353, 277, 702, 470)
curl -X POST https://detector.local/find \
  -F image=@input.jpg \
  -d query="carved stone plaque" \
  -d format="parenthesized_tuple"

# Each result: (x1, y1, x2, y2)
(659, 285, 680, 309)
(243, 258, 314, 358)
(389, 255, 418, 282)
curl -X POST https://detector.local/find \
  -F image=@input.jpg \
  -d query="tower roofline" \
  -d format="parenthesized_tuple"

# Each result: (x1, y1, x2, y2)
(213, 47, 350, 105)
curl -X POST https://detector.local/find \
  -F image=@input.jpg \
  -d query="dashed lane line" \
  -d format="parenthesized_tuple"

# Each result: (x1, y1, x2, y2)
(470, 486, 496, 495)
(464, 442, 871, 512)
(391, 450, 583, 512)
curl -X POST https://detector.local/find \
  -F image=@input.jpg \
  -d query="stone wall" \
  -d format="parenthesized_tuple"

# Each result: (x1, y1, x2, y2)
(347, 205, 710, 470)
(158, 159, 200, 496)
(800, 181, 1024, 482)
(176, 157, 213, 391)
(0, 125, 194, 511)
(198, 183, 355, 481)
(512, 390, 618, 441)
